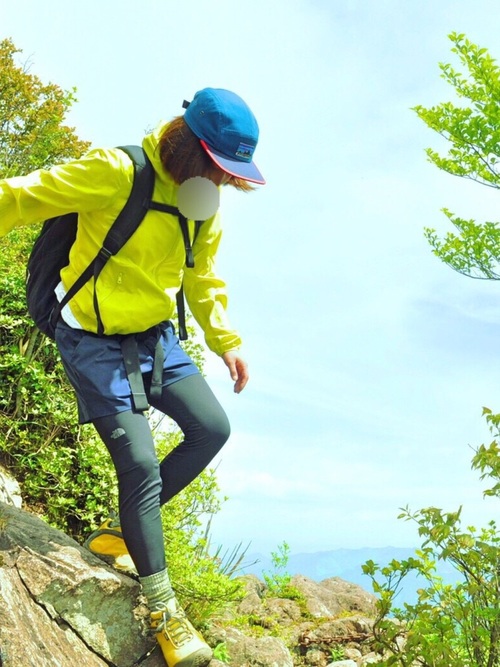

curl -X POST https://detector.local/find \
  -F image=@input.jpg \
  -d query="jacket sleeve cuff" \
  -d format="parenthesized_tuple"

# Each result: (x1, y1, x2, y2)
(207, 333, 243, 357)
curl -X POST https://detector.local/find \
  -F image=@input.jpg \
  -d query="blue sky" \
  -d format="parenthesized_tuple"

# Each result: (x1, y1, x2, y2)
(3, 0, 500, 556)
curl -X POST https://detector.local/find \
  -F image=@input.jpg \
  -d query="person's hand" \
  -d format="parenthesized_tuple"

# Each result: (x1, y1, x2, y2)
(222, 351, 249, 393)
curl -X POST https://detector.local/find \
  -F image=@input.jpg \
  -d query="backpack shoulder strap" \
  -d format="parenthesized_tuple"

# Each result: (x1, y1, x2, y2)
(100, 145, 154, 255)
(92, 145, 155, 334)
(50, 146, 155, 335)
(148, 201, 204, 342)
(175, 218, 203, 341)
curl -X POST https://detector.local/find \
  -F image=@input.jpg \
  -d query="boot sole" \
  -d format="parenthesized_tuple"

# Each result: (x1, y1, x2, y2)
(172, 648, 213, 667)
(85, 549, 138, 577)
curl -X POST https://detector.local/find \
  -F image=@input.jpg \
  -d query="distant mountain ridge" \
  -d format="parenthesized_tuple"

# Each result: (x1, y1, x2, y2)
(241, 546, 460, 607)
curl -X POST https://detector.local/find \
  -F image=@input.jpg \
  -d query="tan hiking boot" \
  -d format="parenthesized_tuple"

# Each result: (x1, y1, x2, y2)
(150, 601, 212, 667)
(84, 514, 137, 575)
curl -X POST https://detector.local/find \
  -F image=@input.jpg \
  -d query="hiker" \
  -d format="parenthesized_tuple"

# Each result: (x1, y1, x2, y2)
(0, 87, 265, 667)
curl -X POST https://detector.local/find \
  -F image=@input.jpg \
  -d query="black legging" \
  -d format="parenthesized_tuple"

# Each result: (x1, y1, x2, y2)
(93, 373, 230, 577)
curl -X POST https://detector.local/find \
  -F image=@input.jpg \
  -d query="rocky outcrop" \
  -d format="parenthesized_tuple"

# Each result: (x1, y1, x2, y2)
(0, 501, 163, 667)
(207, 575, 379, 667)
(0, 500, 382, 667)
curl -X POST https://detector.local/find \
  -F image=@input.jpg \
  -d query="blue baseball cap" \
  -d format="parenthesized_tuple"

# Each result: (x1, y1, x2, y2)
(183, 88, 265, 185)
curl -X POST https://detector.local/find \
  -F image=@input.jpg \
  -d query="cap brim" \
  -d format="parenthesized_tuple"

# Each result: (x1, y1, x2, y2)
(200, 139, 266, 185)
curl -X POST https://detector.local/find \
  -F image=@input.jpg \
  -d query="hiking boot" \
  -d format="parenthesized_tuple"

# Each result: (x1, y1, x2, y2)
(150, 601, 212, 667)
(84, 514, 137, 575)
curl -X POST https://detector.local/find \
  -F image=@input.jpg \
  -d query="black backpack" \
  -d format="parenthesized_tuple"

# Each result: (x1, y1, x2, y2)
(26, 145, 200, 341)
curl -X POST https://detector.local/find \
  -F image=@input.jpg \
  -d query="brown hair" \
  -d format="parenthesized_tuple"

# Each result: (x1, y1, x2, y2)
(158, 116, 254, 191)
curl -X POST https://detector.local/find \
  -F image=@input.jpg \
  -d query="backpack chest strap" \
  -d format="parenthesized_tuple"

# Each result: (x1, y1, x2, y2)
(147, 200, 202, 268)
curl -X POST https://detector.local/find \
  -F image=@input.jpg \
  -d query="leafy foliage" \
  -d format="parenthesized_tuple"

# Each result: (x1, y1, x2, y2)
(0, 225, 119, 538)
(362, 409, 500, 666)
(212, 642, 231, 664)
(415, 33, 500, 279)
(0, 38, 90, 177)
(364, 35, 500, 665)
(0, 40, 106, 534)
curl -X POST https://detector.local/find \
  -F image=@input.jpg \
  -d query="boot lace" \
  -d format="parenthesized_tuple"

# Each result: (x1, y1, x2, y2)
(156, 610, 194, 648)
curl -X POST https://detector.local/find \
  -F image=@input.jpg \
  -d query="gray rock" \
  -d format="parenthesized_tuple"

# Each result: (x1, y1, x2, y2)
(0, 466, 22, 507)
(0, 501, 155, 666)
(224, 627, 294, 667)
(291, 575, 377, 618)
(359, 653, 382, 665)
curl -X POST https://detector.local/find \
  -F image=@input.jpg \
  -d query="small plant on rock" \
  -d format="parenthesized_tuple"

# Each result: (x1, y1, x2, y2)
(263, 541, 303, 600)
(330, 644, 346, 661)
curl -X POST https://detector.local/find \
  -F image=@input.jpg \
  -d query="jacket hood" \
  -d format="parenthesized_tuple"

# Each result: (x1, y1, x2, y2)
(142, 121, 172, 185)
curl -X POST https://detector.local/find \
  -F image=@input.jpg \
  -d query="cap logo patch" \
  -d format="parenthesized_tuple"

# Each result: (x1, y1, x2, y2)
(235, 142, 254, 160)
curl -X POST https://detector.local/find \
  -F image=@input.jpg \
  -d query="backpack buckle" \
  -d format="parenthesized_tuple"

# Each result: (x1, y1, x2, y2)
(99, 247, 113, 260)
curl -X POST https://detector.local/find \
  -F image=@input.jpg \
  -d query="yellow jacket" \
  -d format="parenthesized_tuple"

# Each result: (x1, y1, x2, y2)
(0, 123, 241, 355)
